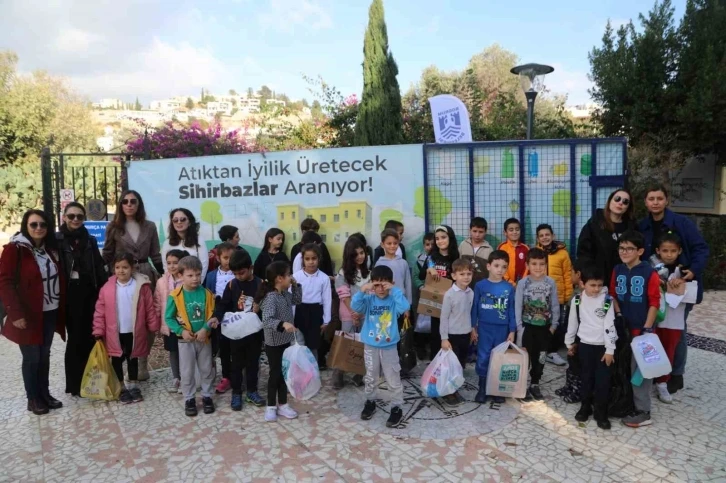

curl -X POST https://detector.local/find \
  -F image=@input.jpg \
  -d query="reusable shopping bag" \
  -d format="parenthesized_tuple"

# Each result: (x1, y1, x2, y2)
(328, 330, 365, 375)
(420, 349, 465, 397)
(80, 340, 122, 401)
(485, 341, 529, 399)
(221, 311, 262, 340)
(282, 334, 321, 400)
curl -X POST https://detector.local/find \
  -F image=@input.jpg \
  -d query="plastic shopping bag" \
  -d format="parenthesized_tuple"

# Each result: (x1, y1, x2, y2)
(398, 316, 417, 372)
(221, 311, 262, 340)
(282, 336, 321, 400)
(485, 341, 529, 399)
(414, 314, 431, 334)
(420, 349, 465, 397)
(80, 340, 122, 401)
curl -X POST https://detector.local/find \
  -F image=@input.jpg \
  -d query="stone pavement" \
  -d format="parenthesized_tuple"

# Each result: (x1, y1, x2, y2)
(1, 292, 726, 483)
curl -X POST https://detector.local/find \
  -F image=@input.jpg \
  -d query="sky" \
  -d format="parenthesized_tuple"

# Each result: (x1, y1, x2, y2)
(0, 0, 686, 107)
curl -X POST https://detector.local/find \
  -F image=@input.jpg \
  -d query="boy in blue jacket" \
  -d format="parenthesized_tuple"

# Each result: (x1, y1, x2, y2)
(471, 250, 517, 404)
(351, 265, 410, 428)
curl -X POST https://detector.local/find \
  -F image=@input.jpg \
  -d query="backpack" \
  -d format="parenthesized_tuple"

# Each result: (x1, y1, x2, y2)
(0, 251, 23, 331)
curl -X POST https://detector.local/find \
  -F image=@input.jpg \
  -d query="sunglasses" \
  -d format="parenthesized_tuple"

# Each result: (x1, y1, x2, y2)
(172, 217, 188, 223)
(66, 214, 85, 221)
(121, 198, 138, 206)
(613, 195, 630, 206)
(29, 222, 48, 230)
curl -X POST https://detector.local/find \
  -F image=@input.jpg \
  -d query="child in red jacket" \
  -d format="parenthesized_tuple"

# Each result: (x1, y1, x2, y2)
(93, 253, 159, 404)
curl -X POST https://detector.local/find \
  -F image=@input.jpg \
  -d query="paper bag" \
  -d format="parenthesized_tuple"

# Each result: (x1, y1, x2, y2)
(486, 341, 528, 399)
(328, 330, 366, 375)
(417, 274, 453, 318)
(81, 340, 122, 401)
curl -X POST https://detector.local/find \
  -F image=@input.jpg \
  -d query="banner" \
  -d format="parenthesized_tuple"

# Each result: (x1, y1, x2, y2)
(127, 145, 426, 271)
(429, 95, 473, 144)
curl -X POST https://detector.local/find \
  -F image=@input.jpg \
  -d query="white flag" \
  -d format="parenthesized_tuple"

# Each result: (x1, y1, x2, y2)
(428, 94, 472, 143)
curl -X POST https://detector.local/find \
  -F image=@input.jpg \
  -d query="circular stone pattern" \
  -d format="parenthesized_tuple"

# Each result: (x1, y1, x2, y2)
(336, 364, 520, 440)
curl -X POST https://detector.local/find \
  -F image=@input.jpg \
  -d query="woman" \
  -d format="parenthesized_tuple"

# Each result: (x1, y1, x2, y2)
(57, 202, 108, 396)
(103, 190, 163, 380)
(0, 210, 66, 415)
(577, 188, 635, 283)
(161, 208, 209, 279)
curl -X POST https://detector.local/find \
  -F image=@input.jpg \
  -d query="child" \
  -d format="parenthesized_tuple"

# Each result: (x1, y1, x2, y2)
(253, 228, 290, 280)
(292, 244, 332, 361)
(255, 261, 302, 422)
(372, 220, 407, 265)
(374, 228, 412, 310)
(204, 242, 237, 394)
(471, 250, 517, 403)
(290, 218, 334, 276)
(515, 248, 560, 401)
(93, 253, 159, 404)
(420, 225, 460, 359)
(535, 224, 573, 366)
(155, 249, 190, 393)
(214, 249, 266, 410)
(458, 217, 493, 287)
(292, 231, 322, 274)
(350, 232, 374, 270)
(497, 218, 529, 286)
(610, 231, 661, 428)
(333, 236, 371, 389)
(565, 265, 617, 430)
(414, 233, 435, 360)
(650, 231, 694, 403)
(555, 259, 585, 403)
(352, 265, 410, 428)
(208, 225, 240, 272)
(439, 258, 475, 406)
(165, 256, 219, 417)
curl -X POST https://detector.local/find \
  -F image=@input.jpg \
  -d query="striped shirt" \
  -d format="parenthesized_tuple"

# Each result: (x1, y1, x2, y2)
(260, 284, 302, 346)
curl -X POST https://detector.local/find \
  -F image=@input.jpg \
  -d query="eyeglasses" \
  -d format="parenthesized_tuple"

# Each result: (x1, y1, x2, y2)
(172, 217, 188, 223)
(29, 222, 48, 230)
(66, 214, 85, 221)
(618, 246, 638, 253)
(613, 196, 630, 206)
(121, 198, 138, 206)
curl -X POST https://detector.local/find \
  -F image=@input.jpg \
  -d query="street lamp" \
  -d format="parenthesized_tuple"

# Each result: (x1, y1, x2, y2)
(510, 63, 554, 139)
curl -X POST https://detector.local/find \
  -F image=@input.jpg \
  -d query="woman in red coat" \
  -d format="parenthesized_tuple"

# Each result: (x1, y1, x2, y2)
(0, 209, 66, 415)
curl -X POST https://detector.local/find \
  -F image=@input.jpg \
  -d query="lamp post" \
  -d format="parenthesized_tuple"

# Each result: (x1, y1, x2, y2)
(510, 63, 554, 139)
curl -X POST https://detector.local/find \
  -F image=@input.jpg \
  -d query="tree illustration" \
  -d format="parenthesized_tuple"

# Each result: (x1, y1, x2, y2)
(200, 201, 223, 239)
(552, 190, 580, 242)
(414, 186, 451, 226)
(158, 218, 166, 246)
(379, 208, 403, 231)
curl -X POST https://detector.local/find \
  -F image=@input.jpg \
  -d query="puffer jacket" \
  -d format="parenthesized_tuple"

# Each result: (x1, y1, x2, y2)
(536, 241, 573, 304)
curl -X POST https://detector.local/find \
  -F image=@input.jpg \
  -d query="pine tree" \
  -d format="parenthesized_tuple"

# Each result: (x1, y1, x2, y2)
(134, 97, 142, 110)
(354, 0, 403, 146)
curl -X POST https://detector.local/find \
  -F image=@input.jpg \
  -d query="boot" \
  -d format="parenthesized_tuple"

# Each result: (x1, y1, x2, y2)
(475, 377, 487, 403)
(137, 357, 150, 381)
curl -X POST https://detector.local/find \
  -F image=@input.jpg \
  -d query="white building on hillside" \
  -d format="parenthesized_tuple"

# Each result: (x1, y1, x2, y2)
(92, 98, 123, 109)
(150, 99, 182, 111)
(266, 99, 286, 107)
(207, 101, 233, 115)
(566, 103, 598, 120)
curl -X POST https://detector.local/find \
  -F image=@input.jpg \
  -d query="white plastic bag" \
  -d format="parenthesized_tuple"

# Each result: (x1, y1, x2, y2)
(221, 311, 262, 340)
(486, 341, 529, 399)
(420, 349, 465, 397)
(630, 333, 672, 379)
(282, 338, 321, 400)
(415, 314, 432, 333)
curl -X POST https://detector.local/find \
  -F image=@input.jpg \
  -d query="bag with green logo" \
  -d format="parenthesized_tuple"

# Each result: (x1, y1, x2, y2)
(486, 341, 529, 399)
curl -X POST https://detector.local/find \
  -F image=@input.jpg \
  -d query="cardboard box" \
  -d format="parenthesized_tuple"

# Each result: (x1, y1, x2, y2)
(416, 274, 453, 318)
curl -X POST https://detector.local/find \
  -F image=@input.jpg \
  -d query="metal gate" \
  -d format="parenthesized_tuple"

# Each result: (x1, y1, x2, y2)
(422, 137, 628, 251)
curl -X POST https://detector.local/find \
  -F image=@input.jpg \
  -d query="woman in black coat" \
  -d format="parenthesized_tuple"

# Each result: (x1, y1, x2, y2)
(56, 202, 108, 396)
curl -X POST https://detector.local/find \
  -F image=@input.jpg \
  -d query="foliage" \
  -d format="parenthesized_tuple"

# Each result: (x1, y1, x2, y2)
(354, 0, 403, 146)
(700, 216, 726, 289)
(134, 97, 142, 111)
(302, 75, 359, 148)
(185, 97, 194, 109)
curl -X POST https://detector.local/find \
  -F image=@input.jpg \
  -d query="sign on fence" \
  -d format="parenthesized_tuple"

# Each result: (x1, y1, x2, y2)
(84, 221, 109, 249)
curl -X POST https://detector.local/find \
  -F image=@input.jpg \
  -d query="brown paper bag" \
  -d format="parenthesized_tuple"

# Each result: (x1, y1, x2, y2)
(328, 330, 366, 375)
(486, 341, 529, 399)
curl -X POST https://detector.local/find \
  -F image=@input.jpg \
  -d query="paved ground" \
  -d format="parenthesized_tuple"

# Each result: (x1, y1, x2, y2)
(1, 292, 725, 483)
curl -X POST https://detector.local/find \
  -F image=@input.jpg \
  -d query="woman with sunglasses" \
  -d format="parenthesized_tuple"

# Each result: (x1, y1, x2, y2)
(103, 190, 164, 380)
(0, 210, 67, 415)
(56, 202, 108, 396)
(577, 189, 636, 284)
(161, 208, 209, 279)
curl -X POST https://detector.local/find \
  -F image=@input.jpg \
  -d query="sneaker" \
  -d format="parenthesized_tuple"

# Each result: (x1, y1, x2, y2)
(622, 410, 652, 428)
(443, 393, 460, 406)
(231, 394, 243, 411)
(455, 391, 466, 404)
(215, 378, 231, 394)
(492, 396, 505, 404)
(119, 389, 133, 405)
(277, 404, 298, 419)
(657, 383, 673, 404)
(351, 374, 364, 387)
(529, 385, 544, 401)
(386, 406, 403, 428)
(245, 392, 265, 407)
(130, 387, 144, 403)
(185, 398, 198, 417)
(202, 397, 215, 414)
(518, 390, 534, 403)
(546, 353, 567, 366)
(575, 404, 592, 422)
(265, 406, 278, 422)
(361, 400, 377, 420)
(596, 419, 612, 430)
(667, 374, 683, 394)
(167, 378, 180, 393)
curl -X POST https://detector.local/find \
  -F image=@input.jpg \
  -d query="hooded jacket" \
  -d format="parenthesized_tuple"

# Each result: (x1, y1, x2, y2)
(458, 238, 493, 287)
(577, 209, 635, 283)
(536, 241, 573, 304)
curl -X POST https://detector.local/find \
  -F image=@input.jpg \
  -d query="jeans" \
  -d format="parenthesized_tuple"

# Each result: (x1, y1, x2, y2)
(19, 310, 57, 400)
(672, 306, 691, 376)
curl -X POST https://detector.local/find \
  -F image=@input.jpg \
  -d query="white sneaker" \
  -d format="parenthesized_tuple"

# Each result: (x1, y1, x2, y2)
(657, 383, 673, 404)
(546, 353, 567, 366)
(277, 404, 298, 420)
(264, 406, 278, 422)
(167, 378, 180, 393)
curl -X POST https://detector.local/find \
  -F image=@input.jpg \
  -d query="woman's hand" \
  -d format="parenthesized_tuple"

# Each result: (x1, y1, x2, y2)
(12, 318, 27, 329)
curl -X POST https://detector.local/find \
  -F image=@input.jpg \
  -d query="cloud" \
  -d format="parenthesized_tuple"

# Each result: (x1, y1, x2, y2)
(544, 63, 593, 105)
(257, 0, 333, 33)
(54, 28, 105, 54)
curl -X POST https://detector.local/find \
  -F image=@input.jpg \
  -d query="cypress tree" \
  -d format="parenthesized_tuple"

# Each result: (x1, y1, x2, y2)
(354, 0, 403, 146)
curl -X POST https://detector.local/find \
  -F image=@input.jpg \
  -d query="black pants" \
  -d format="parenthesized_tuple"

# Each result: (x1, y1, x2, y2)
(19, 310, 57, 401)
(294, 303, 323, 350)
(111, 333, 138, 383)
(266, 343, 289, 406)
(579, 342, 612, 418)
(546, 304, 567, 353)
(64, 282, 98, 395)
(230, 331, 263, 394)
(430, 317, 442, 359)
(522, 324, 552, 385)
(448, 333, 470, 369)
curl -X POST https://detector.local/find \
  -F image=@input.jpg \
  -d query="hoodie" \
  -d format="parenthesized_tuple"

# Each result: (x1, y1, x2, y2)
(565, 287, 617, 355)
(374, 255, 412, 303)
(458, 238, 493, 287)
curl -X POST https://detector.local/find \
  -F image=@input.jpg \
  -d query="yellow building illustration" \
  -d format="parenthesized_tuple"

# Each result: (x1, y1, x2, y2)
(277, 201, 372, 270)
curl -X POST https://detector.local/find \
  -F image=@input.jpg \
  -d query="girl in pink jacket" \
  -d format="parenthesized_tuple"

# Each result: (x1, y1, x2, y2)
(93, 253, 159, 404)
